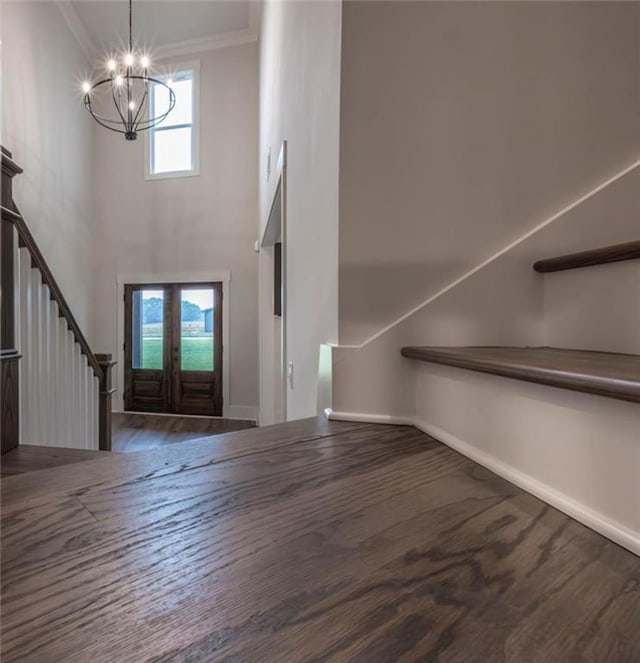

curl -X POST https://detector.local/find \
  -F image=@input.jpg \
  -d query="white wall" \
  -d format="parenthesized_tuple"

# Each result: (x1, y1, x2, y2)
(413, 364, 640, 555)
(543, 262, 640, 354)
(1, 1, 95, 335)
(332, 166, 640, 555)
(333, 166, 640, 418)
(259, 0, 342, 420)
(339, 0, 640, 345)
(91, 43, 259, 417)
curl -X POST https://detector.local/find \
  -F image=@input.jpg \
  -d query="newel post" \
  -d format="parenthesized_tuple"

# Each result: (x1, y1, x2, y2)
(1, 147, 23, 454)
(95, 353, 117, 451)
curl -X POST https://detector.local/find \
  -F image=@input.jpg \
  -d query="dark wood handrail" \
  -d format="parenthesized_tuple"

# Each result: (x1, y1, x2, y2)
(533, 240, 640, 273)
(1, 203, 103, 381)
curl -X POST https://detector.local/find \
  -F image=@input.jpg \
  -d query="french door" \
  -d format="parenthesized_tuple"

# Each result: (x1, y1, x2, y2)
(124, 282, 223, 416)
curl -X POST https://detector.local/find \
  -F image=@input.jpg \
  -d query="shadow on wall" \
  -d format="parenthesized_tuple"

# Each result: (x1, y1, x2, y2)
(339, 258, 469, 345)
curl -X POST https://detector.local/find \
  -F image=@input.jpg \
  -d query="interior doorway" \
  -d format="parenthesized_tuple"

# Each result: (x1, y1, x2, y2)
(123, 282, 223, 416)
(259, 142, 287, 425)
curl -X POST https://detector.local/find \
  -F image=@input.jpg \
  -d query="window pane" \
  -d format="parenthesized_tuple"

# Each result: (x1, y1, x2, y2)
(132, 289, 164, 369)
(153, 127, 192, 173)
(154, 77, 192, 129)
(180, 288, 214, 371)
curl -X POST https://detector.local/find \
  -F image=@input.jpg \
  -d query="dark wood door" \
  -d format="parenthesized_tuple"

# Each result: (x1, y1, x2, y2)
(124, 283, 223, 416)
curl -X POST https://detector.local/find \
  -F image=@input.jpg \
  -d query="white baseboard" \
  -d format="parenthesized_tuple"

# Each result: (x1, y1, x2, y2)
(327, 409, 640, 557)
(327, 410, 414, 426)
(225, 405, 258, 421)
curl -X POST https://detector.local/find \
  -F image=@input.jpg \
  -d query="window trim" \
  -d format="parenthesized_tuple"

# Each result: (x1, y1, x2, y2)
(144, 59, 200, 181)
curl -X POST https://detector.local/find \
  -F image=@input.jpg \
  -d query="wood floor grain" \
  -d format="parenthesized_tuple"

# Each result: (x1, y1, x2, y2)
(1, 417, 638, 662)
(0, 445, 109, 477)
(112, 412, 256, 452)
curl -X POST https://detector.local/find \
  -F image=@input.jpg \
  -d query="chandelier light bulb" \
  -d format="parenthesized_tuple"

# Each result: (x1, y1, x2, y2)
(82, 0, 176, 141)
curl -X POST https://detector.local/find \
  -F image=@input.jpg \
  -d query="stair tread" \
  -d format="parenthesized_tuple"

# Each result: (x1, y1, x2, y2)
(533, 240, 640, 273)
(400, 346, 640, 403)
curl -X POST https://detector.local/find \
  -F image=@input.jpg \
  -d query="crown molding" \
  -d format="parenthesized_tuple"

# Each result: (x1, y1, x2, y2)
(56, 0, 258, 65)
(154, 27, 258, 60)
(55, 1, 96, 63)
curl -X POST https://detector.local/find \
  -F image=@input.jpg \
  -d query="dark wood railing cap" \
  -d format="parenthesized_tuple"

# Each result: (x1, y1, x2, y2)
(2, 148, 23, 178)
(533, 240, 640, 273)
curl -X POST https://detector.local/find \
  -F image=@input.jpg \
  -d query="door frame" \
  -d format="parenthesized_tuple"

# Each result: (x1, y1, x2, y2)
(115, 271, 231, 417)
(258, 141, 287, 426)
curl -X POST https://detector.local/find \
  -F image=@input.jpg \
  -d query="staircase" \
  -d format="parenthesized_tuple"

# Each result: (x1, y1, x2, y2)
(1, 147, 116, 453)
(329, 163, 640, 554)
(401, 240, 640, 402)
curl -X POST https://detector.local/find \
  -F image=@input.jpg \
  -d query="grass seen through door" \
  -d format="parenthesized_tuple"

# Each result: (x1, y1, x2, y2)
(142, 337, 214, 371)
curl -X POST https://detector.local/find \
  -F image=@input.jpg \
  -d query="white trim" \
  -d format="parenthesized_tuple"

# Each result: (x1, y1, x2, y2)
(327, 410, 414, 427)
(226, 405, 259, 421)
(56, 1, 258, 64)
(55, 1, 95, 62)
(336, 160, 640, 350)
(258, 141, 288, 426)
(154, 28, 258, 60)
(326, 409, 640, 556)
(145, 60, 201, 181)
(115, 271, 232, 417)
(412, 417, 640, 557)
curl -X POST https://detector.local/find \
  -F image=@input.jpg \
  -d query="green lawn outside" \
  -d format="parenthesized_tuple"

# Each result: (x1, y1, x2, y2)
(142, 337, 214, 371)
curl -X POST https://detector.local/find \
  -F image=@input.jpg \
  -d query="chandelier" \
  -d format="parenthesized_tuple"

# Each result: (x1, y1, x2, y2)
(82, 0, 175, 141)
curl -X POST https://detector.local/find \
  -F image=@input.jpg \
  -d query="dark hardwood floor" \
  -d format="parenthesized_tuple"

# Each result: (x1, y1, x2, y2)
(0, 445, 108, 477)
(112, 412, 255, 452)
(2, 417, 638, 662)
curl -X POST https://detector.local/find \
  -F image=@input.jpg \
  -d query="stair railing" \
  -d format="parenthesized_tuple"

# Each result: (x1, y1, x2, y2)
(1, 146, 116, 452)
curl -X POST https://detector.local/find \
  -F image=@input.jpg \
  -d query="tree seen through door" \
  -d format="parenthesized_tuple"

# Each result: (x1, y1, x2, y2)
(134, 289, 215, 371)
(125, 283, 222, 416)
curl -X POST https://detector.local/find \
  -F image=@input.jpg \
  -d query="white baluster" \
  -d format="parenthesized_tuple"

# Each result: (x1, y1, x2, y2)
(19, 248, 32, 444)
(80, 354, 89, 449)
(50, 300, 61, 444)
(30, 269, 43, 443)
(41, 284, 51, 445)
(73, 343, 82, 447)
(93, 375, 99, 449)
(63, 328, 74, 447)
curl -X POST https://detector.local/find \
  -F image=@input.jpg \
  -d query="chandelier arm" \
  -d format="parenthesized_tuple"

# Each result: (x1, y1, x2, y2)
(85, 112, 129, 135)
(110, 80, 129, 128)
(135, 104, 175, 130)
(84, 95, 124, 126)
(131, 85, 149, 129)
(134, 87, 176, 131)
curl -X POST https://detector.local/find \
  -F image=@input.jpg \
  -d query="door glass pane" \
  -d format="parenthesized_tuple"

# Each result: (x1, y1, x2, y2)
(132, 289, 164, 369)
(181, 288, 214, 371)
